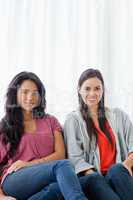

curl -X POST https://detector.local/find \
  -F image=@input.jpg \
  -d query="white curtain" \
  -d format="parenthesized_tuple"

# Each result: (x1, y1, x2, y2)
(0, 0, 133, 123)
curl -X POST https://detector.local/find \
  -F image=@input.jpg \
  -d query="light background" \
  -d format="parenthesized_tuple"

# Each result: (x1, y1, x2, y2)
(0, 0, 133, 123)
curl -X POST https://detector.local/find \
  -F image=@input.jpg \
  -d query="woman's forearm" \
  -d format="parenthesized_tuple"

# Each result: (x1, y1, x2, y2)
(7, 150, 65, 174)
(0, 187, 5, 196)
(28, 151, 65, 166)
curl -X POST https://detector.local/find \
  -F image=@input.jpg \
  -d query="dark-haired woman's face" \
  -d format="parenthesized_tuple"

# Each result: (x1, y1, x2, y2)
(17, 80, 40, 113)
(79, 77, 103, 110)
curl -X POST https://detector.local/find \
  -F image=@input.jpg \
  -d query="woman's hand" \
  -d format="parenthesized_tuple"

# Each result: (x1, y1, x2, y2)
(123, 158, 133, 176)
(84, 168, 95, 175)
(0, 196, 16, 200)
(7, 160, 29, 174)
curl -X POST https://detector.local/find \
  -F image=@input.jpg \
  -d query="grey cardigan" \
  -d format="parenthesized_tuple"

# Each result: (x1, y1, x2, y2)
(63, 108, 133, 174)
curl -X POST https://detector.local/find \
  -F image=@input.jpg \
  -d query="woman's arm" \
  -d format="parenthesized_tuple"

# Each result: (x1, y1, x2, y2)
(119, 109, 133, 154)
(29, 130, 65, 164)
(123, 152, 133, 176)
(0, 187, 4, 196)
(0, 138, 16, 199)
(118, 109, 133, 175)
(63, 114, 95, 175)
(7, 131, 65, 173)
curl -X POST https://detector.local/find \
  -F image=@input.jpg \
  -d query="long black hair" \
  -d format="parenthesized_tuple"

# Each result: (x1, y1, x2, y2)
(0, 71, 46, 173)
(78, 68, 112, 146)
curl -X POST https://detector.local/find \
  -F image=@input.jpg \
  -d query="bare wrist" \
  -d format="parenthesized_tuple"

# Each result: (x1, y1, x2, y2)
(0, 188, 5, 196)
(84, 169, 94, 175)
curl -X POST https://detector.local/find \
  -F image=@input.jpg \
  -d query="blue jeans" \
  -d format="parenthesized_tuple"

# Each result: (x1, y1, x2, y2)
(2, 160, 87, 200)
(28, 163, 133, 200)
(106, 163, 133, 200)
(28, 172, 120, 200)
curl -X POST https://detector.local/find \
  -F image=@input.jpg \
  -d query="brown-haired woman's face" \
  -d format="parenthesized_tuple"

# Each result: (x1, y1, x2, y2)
(79, 77, 103, 109)
(17, 80, 40, 113)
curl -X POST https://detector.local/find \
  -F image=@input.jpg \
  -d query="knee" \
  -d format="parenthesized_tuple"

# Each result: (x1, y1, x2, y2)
(54, 159, 75, 174)
(107, 163, 126, 177)
(57, 159, 74, 168)
(105, 163, 130, 185)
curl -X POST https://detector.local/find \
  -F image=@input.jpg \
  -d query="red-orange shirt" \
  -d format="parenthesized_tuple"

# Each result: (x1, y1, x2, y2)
(96, 121, 116, 175)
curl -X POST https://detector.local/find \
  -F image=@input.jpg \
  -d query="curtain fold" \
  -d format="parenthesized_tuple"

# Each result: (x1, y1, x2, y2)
(0, 0, 133, 123)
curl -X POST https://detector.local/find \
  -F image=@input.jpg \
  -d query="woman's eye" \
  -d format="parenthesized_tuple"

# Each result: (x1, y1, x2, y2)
(21, 90, 39, 97)
(22, 90, 28, 94)
(32, 91, 39, 97)
(95, 87, 100, 91)
(85, 87, 90, 91)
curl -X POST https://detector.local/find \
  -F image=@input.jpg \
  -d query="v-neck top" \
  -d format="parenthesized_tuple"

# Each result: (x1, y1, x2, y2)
(0, 114, 62, 184)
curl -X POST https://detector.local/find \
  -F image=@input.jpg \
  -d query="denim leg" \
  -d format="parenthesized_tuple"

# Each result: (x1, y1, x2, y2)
(28, 182, 64, 200)
(28, 175, 93, 200)
(2, 160, 87, 200)
(79, 172, 120, 200)
(28, 172, 120, 200)
(53, 160, 87, 200)
(105, 163, 133, 200)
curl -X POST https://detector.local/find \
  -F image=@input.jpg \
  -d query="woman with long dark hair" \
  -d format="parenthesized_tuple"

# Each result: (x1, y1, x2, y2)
(0, 71, 88, 200)
(63, 68, 133, 200)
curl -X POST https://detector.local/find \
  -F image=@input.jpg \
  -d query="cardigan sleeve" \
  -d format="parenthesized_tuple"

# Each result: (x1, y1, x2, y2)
(119, 109, 133, 154)
(114, 108, 133, 156)
(63, 114, 94, 174)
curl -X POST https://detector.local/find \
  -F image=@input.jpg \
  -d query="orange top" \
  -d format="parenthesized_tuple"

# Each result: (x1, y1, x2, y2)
(96, 121, 116, 175)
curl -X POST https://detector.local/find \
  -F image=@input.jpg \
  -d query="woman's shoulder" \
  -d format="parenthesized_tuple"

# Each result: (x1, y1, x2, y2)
(106, 107, 129, 120)
(38, 114, 62, 130)
(64, 109, 84, 126)
(66, 109, 82, 119)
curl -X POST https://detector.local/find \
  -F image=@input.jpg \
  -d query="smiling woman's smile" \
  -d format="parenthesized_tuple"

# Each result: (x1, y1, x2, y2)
(79, 77, 103, 111)
(17, 80, 40, 114)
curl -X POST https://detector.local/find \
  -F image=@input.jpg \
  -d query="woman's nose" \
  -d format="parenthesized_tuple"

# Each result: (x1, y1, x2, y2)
(89, 90, 95, 96)
(27, 92, 33, 100)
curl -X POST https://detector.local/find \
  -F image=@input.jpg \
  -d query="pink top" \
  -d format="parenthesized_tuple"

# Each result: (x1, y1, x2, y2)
(0, 114, 62, 184)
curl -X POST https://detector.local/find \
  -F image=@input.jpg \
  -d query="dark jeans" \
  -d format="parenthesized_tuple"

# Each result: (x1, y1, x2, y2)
(2, 160, 87, 200)
(106, 163, 133, 200)
(28, 163, 133, 200)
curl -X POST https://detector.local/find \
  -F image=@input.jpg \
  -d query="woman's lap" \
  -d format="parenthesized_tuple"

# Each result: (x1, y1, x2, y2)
(2, 160, 69, 200)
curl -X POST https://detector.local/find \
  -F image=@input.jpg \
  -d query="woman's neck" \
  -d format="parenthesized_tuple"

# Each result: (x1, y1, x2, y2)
(89, 107, 99, 128)
(23, 111, 36, 133)
(89, 106, 98, 118)
(23, 111, 33, 121)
